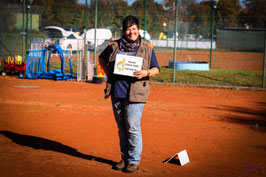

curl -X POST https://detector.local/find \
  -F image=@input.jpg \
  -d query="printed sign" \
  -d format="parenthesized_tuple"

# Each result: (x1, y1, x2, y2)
(113, 54, 143, 77)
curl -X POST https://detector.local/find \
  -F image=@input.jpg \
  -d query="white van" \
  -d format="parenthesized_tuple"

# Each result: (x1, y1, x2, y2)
(82, 28, 112, 50)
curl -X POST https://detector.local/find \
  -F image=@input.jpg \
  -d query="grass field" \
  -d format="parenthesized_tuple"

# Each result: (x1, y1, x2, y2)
(47, 62, 263, 88)
(1, 60, 263, 88)
(151, 67, 263, 87)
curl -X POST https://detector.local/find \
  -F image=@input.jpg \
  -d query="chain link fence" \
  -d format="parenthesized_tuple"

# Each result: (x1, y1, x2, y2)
(0, 1, 265, 87)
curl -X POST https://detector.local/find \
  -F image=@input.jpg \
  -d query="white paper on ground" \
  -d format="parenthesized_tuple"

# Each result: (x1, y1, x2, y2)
(163, 150, 190, 166)
(178, 150, 190, 166)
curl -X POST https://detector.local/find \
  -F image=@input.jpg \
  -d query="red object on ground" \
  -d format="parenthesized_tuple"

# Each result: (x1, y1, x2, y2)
(4, 61, 26, 72)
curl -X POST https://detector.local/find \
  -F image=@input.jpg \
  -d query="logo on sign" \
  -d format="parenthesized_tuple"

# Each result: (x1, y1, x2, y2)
(116, 58, 125, 71)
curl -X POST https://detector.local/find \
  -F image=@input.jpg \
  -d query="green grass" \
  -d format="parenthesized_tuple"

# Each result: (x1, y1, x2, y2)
(1, 60, 263, 88)
(153, 47, 237, 52)
(151, 67, 263, 88)
(50, 61, 77, 77)
(2, 61, 262, 87)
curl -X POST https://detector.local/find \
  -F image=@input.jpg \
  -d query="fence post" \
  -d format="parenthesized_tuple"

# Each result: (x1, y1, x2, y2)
(29, 5, 33, 48)
(263, 30, 266, 88)
(144, 0, 147, 41)
(84, 0, 88, 62)
(210, 0, 215, 69)
(173, 0, 178, 83)
(94, 0, 98, 71)
(22, 0, 26, 62)
(25, 0, 29, 52)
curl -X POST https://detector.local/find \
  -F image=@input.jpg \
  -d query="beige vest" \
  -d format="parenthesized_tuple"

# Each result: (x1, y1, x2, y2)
(104, 39, 154, 102)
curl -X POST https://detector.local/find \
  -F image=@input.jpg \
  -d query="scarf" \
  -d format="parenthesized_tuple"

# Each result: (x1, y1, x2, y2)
(119, 35, 140, 52)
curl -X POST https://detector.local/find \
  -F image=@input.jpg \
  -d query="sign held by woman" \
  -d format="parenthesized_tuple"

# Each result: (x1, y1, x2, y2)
(114, 54, 143, 77)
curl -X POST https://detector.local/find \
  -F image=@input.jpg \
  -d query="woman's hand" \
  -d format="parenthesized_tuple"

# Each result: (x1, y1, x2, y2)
(134, 68, 159, 79)
(133, 70, 149, 79)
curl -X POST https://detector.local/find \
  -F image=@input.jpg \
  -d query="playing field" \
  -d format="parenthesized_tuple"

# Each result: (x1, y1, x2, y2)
(155, 50, 264, 70)
(45, 49, 264, 70)
(0, 76, 265, 177)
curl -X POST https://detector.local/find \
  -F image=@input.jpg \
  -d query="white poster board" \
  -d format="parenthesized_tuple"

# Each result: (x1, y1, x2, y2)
(178, 150, 190, 166)
(163, 150, 190, 166)
(113, 54, 143, 77)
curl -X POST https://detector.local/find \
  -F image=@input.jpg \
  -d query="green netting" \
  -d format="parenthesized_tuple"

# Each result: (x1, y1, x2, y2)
(216, 29, 265, 52)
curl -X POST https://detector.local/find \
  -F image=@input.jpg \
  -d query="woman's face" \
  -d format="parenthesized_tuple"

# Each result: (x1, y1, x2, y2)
(124, 24, 139, 42)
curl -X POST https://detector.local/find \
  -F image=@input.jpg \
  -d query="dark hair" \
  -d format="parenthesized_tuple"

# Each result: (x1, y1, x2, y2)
(122, 15, 139, 32)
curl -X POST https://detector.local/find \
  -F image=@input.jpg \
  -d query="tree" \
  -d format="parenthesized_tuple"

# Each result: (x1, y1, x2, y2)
(1, 8, 16, 32)
(242, 0, 266, 28)
(163, 0, 202, 38)
(88, 0, 130, 38)
(180, 0, 242, 38)
(30, 0, 83, 29)
(132, 0, 165, 38)
(216, 0, 241, 27)
(162, 0, 196, 19)
(186, 1, 212, 38)
(110, 0, 130, 29)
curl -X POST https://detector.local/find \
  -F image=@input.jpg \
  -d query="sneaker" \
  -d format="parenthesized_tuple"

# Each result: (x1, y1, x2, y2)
(113, 160, 126, 171)
(124, 163, 139, 173)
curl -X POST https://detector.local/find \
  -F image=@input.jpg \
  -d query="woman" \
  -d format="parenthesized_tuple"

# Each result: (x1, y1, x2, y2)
(99, 15, 160, 173)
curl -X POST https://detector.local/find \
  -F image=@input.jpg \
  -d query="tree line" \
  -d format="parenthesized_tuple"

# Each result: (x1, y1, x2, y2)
(1, 0, 265, 38)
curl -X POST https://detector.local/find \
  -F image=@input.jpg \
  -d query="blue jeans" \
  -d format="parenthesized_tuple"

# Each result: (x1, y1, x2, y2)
(111, 97, 145, 164)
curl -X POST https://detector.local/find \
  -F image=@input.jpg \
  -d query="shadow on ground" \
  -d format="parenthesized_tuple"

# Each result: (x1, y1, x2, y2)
(0, 130, 116, 166)
(163, 157, 181, 166)
(206, 102, 266, 132)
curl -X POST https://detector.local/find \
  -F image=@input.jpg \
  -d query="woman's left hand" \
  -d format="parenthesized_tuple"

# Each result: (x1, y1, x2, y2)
(133, 70, 149, 79)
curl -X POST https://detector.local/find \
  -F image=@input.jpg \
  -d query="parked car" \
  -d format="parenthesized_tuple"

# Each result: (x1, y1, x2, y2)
(44, 26, 83, 51)
(63, 27, 82, 35)
(139, 29, 151, 41)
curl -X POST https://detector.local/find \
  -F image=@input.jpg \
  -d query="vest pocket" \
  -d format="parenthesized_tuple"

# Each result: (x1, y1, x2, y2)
(130, 80, 150, 102)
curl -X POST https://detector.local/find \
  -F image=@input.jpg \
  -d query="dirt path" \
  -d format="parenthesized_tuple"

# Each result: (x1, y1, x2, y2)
(0, 76, 265, 177)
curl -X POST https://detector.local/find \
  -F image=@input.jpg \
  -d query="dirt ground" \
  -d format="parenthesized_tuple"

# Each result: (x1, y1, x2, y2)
(0, 75, 265, 177)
